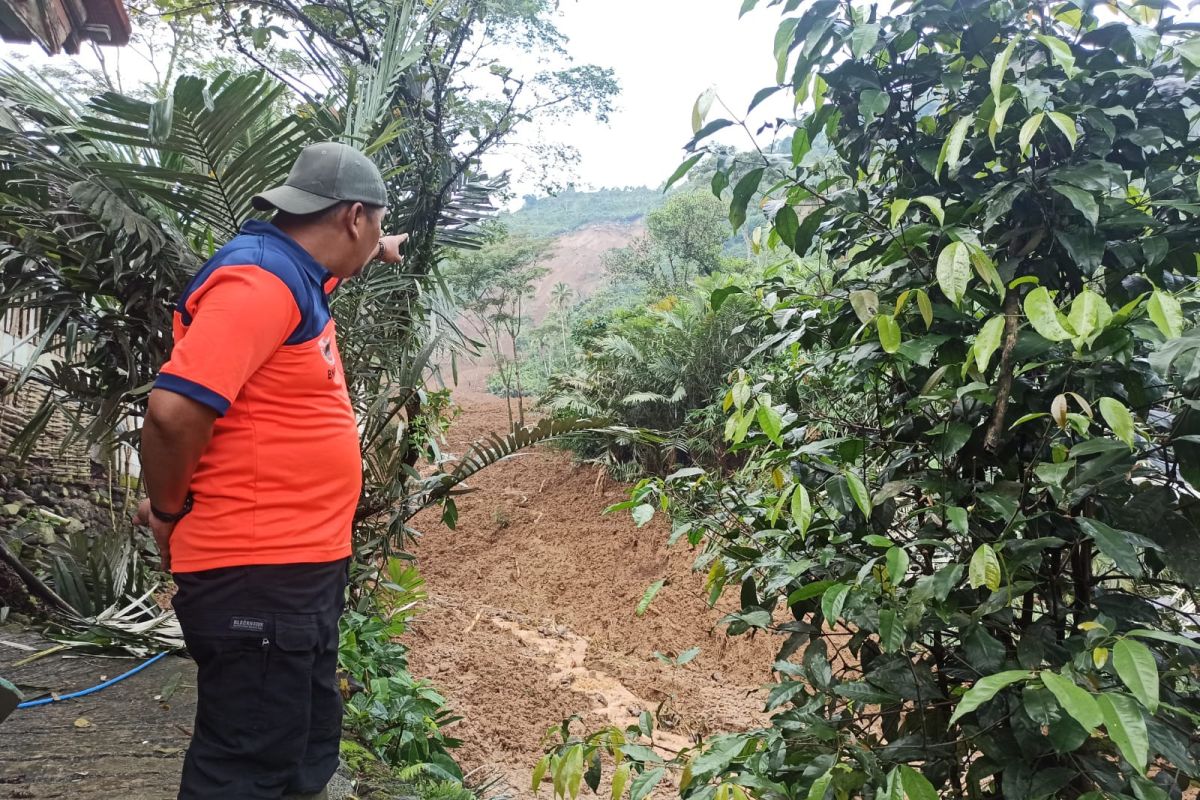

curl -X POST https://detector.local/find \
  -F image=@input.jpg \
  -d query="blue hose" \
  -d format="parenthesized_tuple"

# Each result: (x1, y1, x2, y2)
(15, 651, 170, 709)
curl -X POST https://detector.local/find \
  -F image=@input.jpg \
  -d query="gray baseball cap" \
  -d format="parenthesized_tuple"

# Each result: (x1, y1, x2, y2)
(252, 141, 387, 215)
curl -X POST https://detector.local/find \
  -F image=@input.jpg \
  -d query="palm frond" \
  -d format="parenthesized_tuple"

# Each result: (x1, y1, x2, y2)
(404, 416, 611, 518)
(81, 73, 310, 237)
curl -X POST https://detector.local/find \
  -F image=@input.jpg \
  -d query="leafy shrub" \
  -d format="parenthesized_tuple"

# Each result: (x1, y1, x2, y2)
(340, 560, 463, 782)
(542, 0, 1200, 798)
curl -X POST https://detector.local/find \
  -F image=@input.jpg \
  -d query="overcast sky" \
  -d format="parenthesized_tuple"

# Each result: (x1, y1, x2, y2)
(490, 0, 787, 195)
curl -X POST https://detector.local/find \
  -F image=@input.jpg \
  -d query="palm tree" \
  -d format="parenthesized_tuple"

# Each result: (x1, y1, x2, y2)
(550, 281, 574, 355)
(0, 4, 597, 569)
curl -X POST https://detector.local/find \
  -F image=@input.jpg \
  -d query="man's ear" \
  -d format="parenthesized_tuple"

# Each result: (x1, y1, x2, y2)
(345, 202, 366, 240)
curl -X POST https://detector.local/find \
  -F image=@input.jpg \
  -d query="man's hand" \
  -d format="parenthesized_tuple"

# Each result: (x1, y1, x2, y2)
(378, 233, 409, 264)
(134, 498, 176, 572)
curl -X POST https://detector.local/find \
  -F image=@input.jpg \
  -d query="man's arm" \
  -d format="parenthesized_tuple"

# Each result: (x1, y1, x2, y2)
(135, 387, 219, 570)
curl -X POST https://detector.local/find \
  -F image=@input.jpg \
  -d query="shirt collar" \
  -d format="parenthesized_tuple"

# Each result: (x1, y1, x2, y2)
(240, 220, 333, 287)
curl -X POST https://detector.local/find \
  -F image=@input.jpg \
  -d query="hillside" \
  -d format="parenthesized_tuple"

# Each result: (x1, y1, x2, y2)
(525, 222, 642, 324)
(503, 187, 659, 239)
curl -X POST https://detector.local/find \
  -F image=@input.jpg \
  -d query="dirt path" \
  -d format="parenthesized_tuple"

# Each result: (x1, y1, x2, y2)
(407, 391, 775, 796)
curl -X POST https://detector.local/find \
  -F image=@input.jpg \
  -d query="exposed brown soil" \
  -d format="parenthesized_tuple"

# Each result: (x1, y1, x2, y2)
(525, 223, 642, 325)
(407, 389, 775, 796)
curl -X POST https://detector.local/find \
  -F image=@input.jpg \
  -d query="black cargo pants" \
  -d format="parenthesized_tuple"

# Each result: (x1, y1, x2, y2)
(172, 558, 349, 799)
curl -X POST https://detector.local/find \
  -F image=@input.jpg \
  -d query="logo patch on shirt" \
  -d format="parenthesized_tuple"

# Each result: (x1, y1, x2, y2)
(229, 616, 266, 633)
(319, 335, 336, 366)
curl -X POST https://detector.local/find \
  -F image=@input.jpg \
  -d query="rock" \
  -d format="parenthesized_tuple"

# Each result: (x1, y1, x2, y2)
(59, 516, 86, 535)
(2, 503, 21, 517)
(17, 521, 56, 546)
(88, 491, 102, 505)
(4, 490, 31, 506)
(326, 772, 355, 800)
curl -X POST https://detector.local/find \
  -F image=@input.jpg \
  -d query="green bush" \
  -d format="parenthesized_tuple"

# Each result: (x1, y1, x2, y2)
(340, 560, 462, 782)
(541, 0, 1200, 798)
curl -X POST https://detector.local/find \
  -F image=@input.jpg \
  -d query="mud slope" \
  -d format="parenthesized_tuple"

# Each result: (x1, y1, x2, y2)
(407, 390, 775, 796)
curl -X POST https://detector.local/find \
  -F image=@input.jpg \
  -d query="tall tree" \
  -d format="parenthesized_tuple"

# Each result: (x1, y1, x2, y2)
(603, 190, 731, 296)
(444, 230, 552, 425)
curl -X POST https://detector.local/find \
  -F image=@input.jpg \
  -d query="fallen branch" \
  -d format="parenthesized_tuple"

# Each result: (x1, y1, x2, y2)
(0, 539, 78, 616)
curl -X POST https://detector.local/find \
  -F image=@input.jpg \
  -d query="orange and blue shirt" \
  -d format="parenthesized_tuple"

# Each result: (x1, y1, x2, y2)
(154, 220, 361, 573)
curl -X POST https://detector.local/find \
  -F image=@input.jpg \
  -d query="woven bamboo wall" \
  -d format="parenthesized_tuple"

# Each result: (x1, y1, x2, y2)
(0, 308, 95, 482)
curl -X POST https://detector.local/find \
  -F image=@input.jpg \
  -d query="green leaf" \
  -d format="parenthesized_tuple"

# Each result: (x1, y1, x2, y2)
(739, 0, 759, 17)
(1178, 37, 1200, 67)
(948, 670, 1031, 725)
(756, 401, 784, 445)
(1034, 33, 1078, 78)
(692, 88, 715, 134)
(844, 470, 872, 519)
(1024, 286, 1075, 341)
(631, 504, 655, 528)
(1099, 397, 1135, 447)
(563, 745, 585, 800)
(990, 39, 1017, 99)
(878, 608, 904, 652)
(729, 167, 765, 232)
(850, 289, 880, 323)
(1048, 112, 1078, 149)
(675, 646, 701, 666)
(1077, 517, 1142, 577)
(969, 543, 1001, 591)
(1113, 639, 1159, 713)
(1040, 671, 1103, 732)
(915, 195, 944, 226)
(969, 247, 1005, 296)
(807, 772, 832, 800)
(610, 762, 631, 800)
(1148, 290, 1183, 338)
(851, 23, 880, 59)
(629, 767, 666, 800)
(1067, 289, 1108, 343)
(1052, 184, 1099, 227)
(665, 154, 703, 192)
(989, 97, 1014, 148)
(889, 198, 911, 228)
(899, 766, 939, 800)
(1019, 112, 1045, 155)
(885, 546, 910, 584)
(916, 290, 933, 328)
(975, 316, 1006, 373)
(936, 241, 971, 306)
(533, 755, 550, 793)
(791, 483, 813, 537)
(821, 582, 850, 624)
(636, 580, 665, 617)
(148, 95, 174, 145)
(788, 580, 835, 604)
(877, 313, 901, 353)
(1098, 693, 1149, 775)
(947, 506, 968, 536)
(1126, 629, 1200, 650)
(711, 170, 729, 199)
(775, 205, 799, 249)
(937, 115, 974, 181)
(585, 751, 602, 794)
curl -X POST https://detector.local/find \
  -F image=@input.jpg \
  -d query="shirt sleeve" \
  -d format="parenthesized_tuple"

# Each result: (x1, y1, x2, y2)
(154, 265, 302, 416)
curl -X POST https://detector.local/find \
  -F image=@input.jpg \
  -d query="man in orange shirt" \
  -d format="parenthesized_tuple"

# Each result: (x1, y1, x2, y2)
(136, 142, 407, 799)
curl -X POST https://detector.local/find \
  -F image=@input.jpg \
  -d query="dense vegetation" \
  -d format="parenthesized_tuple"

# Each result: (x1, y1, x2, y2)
(504, 187, 662, 238)
(538, 0, 1200, 799)
(0, 0, 614, 789)
(5, 0, 1200, 797)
